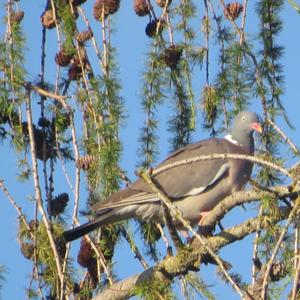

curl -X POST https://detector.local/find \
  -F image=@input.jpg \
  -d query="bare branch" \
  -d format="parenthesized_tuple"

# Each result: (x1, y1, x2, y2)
(153, 153, 292, 179)
(266, 117, 299, 154)
(93, 205, 290, 300)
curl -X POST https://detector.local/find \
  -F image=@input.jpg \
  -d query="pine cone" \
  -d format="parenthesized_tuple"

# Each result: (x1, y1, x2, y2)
(68, 64, 82, 80)
(76, 29, 93, 43)
(156, 0, 172, 8)
(41, 9, 56, 29)
(77, 237, 98, 288)
(134, 0, 150, 17)
(55, 237, 67, 258)
(270, 261, 287, 282)
(29, 220, 39, 231)
(162, 45, 183, 68)
(55, 50, 73, 67)
(34, 128, 52, 161)
(38, 117, 51, 128)
(76, 155, 97, 170)
(145, 19, 165, 37)
(11, 11, 24, 24)
(50, 193, 69, 217)
(78, 238, 96, 268)
(20, 242, 34, 260)
(93, 0, 121, 21)
(224, 2, 243, 21)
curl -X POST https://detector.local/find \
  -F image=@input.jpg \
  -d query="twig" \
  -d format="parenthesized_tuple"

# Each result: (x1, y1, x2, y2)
(77, 6, 105, 70)
(25, 90, 65, 296)
(153, 153, 292, 179)
(219, 0, 242, 37)
(240, 0, 248, 44)
(251, 206, 262, 286)
(120, 226, 149, 270)
(266, 117, 299, 154)
(140, 170, 248, 299)
(156, 223, 170, 250)
(0, 179, 32, 236)
(261, 198, 300, 299)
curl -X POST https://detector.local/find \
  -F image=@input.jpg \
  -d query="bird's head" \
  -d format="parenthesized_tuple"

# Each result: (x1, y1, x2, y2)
(233, 111, 262, 135)
(227, 111, 262, 150)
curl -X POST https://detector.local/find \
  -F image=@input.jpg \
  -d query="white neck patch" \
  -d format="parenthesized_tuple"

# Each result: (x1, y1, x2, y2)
(225, 133, 240, 146)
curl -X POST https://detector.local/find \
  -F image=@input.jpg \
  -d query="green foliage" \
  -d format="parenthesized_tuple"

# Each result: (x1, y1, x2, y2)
(19, 219, 74, 297)
(56, 1, 76, 55)
(84, 47, 124, 196)
(181, 272, 215, 300)
(134, 277, 175, 300)
(168, 68, 194, 151)
(137, 46, 167, 169)
(256, 0, 285, 116)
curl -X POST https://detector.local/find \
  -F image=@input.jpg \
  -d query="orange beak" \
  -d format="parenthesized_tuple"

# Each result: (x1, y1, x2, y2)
(251, 122, 263, 134)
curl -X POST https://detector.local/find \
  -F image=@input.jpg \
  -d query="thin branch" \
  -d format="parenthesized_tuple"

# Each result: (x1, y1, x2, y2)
(153, 153, 292, 179)
(266, 117, 299, 154)
(25, 90, 65, 295)
(120, 226, 149, 270)
(0, 179, 32, 237)
(240, 0, 248, 44)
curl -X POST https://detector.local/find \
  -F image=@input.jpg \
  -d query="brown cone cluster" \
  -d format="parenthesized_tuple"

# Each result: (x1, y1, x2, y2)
(162, 45, 183, 68)
(134, 0, 150, 16)
(76, 29, 93, 43)
(20, 242, 35, 260)
(76, 155, 97, 170)
(11, 11, 24, 24)
(93, 0, 121, 21)
(145, 19, 165, 37)
(55, 50, 73, 67)
(34, 129, 52, 161)
(77, 238, 98, 287)
(156, 0, 172, 7)
(41, 9, 56, 29)
(50, 193, 69, 217)
(224, 2, 243, 21)
(68, 48, 89, 80)
(41, 5, 78, 29)
(21, 123, 54, 161)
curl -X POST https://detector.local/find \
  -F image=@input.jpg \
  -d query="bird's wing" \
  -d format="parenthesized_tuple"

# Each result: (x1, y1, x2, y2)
(92, 138, 243, 213)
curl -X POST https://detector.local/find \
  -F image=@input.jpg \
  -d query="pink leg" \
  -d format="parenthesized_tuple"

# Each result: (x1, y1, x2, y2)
(198, 210, 210, 226)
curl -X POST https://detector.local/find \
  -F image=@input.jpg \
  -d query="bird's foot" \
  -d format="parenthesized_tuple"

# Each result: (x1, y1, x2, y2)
(198, 210, 215, 236)
(198, 210, 211, 226)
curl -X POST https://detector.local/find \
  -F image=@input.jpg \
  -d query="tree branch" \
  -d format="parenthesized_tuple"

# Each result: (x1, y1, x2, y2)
(93, 204, 290, 300)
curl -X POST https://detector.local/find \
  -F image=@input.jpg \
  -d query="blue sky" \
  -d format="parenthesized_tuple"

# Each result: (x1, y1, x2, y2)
(1, 1, 300, 299)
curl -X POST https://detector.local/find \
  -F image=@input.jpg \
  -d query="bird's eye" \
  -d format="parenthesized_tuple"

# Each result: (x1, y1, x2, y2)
(241, 116, 246, 121)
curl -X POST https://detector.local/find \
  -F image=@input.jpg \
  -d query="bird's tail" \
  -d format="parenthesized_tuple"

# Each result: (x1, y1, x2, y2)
(63, 208, 130, 242)
(63, 217, 105, 242)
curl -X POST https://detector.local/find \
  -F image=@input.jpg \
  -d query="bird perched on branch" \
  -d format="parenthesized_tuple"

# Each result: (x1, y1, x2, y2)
(64, 111, 262, 242)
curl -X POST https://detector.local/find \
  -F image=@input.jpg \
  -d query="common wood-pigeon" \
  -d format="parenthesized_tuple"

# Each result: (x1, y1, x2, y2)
(64, 111, 262, 242)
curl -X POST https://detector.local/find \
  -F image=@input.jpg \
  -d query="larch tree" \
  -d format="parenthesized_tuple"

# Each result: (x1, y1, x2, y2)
(0, 0, 300, 299)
